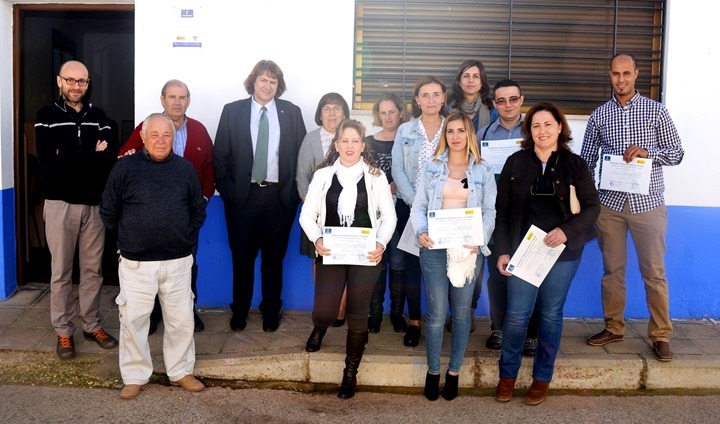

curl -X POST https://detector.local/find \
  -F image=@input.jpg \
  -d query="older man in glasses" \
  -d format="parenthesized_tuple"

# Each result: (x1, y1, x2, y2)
(35, 60, 119, 360)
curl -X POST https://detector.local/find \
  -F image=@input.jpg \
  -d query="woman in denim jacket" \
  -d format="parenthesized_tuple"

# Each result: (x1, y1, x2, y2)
(411, 112, 497, 400)
(390, 76, 448, 347)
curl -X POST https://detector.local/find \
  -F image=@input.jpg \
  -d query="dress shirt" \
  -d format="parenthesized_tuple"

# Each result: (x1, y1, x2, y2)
(477, 116, 524, 142)
(581, 91, 684, 214)
(251, 97, 280, 183)
(172, 116, 188, 157)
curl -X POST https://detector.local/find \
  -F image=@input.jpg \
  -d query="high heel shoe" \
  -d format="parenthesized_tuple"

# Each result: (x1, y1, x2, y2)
(403, 325, 421, 347)
(305, 327, 327, 352)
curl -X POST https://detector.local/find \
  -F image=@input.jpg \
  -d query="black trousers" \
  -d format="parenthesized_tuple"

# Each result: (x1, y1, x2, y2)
(224, 184, 296, 318)
(312, 261, 381, 333)
(396, 200, 423, 320)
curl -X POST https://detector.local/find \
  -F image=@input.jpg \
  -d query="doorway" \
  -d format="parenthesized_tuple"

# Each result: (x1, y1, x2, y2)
(14, 4, 134, 285)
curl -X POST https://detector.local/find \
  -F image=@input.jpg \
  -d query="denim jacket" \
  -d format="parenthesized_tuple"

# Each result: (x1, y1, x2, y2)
(410, 151, 497, 255)
(391, 117, 445, 207)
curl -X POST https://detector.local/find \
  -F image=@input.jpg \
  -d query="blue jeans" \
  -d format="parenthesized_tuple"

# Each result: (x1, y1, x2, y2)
(499, 258, 580, 382)
(420, 248, 483, 374)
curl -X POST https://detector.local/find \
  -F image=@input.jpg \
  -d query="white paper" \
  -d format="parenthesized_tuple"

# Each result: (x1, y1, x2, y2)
(397, 221, 419, 257)
(599, 154, 653, 195)
(507, 225, 565, 287)
(322, 227, 377, 266)
(427, 208, 484, 249)
(480, 138, 523, 174)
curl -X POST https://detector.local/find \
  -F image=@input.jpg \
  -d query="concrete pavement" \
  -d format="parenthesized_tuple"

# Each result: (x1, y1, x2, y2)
(2, 283, 720, 391)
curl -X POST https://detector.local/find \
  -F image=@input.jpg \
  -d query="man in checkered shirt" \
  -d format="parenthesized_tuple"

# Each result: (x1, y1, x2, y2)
(581, 53, 684, 362)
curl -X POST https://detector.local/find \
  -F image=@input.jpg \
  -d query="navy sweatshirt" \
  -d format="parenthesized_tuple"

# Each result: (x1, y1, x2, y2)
(100, 150, 206, 261)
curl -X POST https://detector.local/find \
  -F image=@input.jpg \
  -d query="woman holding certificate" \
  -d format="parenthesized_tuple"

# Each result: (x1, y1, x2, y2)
(494, 102, 600, 405)
(391, 76, 448, 347)
(411, 111, 497, 401)
(299, 119, 397, 399)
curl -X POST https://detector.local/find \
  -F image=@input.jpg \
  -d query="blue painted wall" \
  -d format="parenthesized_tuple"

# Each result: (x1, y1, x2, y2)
(0, 188, 17, 299)
(196, 199, 720, 319)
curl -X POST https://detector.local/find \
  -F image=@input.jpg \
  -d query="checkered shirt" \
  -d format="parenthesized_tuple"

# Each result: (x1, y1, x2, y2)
(580, 91, 684, 213)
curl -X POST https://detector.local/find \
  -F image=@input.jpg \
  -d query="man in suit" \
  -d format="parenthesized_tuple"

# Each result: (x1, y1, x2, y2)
(213, 60, 307, 332)
(119, 79, 215, 333)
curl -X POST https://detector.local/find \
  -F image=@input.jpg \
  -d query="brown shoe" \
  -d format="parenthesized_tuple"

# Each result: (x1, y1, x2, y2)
(653, 341, 673, 362)
(170, 375, 205, 392)
(495, 377, 516, 402)
(586, 329, 624, 346)
(525, 380, 550, 405)
(120, 384, 148, 400)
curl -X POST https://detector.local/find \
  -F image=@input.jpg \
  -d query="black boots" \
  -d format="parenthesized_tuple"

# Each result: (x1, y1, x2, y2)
(338, 330, 367, 399)
(368, 269, 408, 333)
(441, 372, 459, 400)
(368, 269, 386, 333)
(424, 372, 440, 401)
(305, 327, 327, 352)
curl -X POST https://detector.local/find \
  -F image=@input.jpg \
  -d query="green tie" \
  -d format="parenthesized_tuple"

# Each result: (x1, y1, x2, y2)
(252, 106, 269, 183)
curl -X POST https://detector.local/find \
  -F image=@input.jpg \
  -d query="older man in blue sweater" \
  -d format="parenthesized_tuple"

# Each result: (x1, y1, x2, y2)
(101, 113, 207, 399)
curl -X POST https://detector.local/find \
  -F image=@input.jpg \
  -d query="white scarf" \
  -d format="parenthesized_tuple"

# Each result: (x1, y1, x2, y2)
(447, 247, 477, 288)
(334, 159, 364, 227)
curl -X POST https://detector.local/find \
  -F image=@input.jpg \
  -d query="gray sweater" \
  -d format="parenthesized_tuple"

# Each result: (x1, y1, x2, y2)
(100, 150, 207, 261)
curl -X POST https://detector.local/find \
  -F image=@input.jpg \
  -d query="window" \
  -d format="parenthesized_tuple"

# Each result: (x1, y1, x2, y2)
(354, 0, 665, 114)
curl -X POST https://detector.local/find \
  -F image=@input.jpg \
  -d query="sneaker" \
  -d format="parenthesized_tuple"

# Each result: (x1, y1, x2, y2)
(83, 328, 119, 349)
(486, 330, 503, 350)
(56, 335, 76, 359)
(522, 337, 538, 357)
(586, 329, 624, 346)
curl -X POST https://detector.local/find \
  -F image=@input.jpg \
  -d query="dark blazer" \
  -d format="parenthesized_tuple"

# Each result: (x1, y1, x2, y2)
(213, 97, 307, 209)
(495, 148, 600, 257)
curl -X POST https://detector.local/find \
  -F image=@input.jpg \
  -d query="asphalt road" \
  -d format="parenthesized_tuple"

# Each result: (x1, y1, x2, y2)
(3, 384, 720, 424)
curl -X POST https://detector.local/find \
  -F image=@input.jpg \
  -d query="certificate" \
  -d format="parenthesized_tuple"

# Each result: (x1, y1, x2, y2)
(397, 221, 419, 257)
(427, 208, 484, 249)
(599, 154, 653, 195)
(507, 225, 565, 287)
(322, 227, 377, 266)
(480, 138, 523, 174)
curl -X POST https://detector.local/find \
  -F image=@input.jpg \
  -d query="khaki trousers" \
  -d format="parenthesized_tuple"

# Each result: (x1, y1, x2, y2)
(116, 254, 195, 385)
(43, 200, 105, 336)
(596, 203, 672, 341)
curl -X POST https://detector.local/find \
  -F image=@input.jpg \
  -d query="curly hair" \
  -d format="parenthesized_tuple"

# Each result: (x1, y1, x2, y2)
(318, 119, 381, 176)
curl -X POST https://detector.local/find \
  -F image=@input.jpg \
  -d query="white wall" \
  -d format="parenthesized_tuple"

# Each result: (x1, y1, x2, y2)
(663, 0, 720, 207)
(0, 1, 13, 189)
(135, 0, 355, 138)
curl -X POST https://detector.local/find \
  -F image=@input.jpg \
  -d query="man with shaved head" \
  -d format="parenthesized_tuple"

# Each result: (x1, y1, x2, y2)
(581, 53, 684, 362)
(35, 60, 119, 359)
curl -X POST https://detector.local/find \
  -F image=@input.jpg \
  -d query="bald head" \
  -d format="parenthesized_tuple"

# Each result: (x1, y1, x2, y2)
(57, 60, 90, 109)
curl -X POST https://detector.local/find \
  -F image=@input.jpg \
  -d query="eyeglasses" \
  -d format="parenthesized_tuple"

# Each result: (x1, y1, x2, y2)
(322, 106, 343, 114)
(495, 96, 520, 106)
(59, 76, 90, 87)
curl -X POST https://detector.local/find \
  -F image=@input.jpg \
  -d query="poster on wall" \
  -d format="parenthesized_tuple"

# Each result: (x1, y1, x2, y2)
(173, 4, 203, 48)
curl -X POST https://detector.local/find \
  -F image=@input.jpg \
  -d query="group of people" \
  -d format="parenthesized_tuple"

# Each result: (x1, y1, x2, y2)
(35, 53, 682, 402)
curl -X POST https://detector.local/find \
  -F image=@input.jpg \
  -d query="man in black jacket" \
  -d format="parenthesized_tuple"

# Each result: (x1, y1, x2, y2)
(213, 60, 307, 332)
(101, 113, 207, 399)
(35, 60, 118, 359)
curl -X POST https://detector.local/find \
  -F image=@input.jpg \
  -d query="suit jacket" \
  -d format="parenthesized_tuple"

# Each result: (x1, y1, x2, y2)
(213, 97, 307, 209)
(119, 117, 216, 198)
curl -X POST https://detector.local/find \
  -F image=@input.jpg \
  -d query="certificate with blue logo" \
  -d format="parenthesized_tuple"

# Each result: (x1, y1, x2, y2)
(480, 138, 522, 174)
(507, 225, 565, 287)
(427, 208, 484, 249)
(599, 154, 652, 195)
(322, 227, 377, 266)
